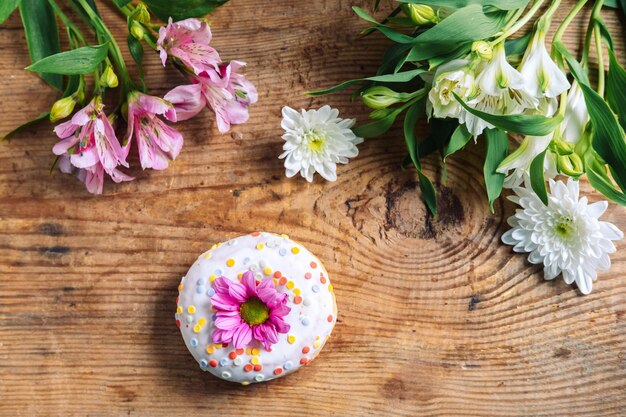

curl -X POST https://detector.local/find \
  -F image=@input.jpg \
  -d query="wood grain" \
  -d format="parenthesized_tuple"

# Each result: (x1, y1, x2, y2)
(0, 1, 625, 416)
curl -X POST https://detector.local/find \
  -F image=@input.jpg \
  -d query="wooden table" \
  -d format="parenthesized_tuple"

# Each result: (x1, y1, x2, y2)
(1, 1, 625, 415)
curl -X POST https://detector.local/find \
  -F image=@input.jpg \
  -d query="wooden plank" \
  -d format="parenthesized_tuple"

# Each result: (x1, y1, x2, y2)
(0, 1, 625, 416)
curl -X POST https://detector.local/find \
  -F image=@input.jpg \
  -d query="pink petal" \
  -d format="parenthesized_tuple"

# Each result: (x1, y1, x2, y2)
(52, 135, 79, 155)
(269, 316, 290, 334)
(57, 155, 73, 174)
(137, 93, 174, 118)
(241, 271, 257, 297)
(232, 323, 252, 349)
(54, 119, 79, 139)
(70, 146, 99, 169)
(164, 83, 205, 121)
(212, 276, 231, 294)
(228, 282, 248, 303)
(209, 293, 239, 311)
(215, 311, 243, 330)
(108, 168, 134, 183)
(257, 281, 277, 305)
(269, 303, 290, 318)
(77, 164, 104, 194)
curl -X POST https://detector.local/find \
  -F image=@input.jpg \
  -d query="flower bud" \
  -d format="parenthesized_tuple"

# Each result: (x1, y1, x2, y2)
(50, 96, 77, 122)
(130, 21, 145, 40)
(369, 108, 393, 120)
(551, 138, 575, 155)
(472, 41, 493, 61)
(361, 86, 403, 110)
(134, 3, 150, 24)
(101, 66, 119, 88)
(557, 153, 584, 178)
(403, 4, 438, 26)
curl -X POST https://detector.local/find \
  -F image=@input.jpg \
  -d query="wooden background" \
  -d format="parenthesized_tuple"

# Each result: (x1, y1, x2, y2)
(1, 1, 625, 415)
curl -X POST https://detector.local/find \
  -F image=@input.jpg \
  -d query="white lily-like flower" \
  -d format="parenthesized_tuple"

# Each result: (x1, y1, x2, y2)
(502, 179, 623, 294)
(279, 105, 363, 182)
(427, 59, 476, 119)
(459, 93, 500, 137)
(498, 133, 557, 188)
(561, 81, 589, 144)
(519, 31, 570, 105)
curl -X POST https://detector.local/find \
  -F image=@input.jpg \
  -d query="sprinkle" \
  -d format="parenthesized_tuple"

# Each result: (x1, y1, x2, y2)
(243, 257, 251, 264)
(209, 274, 217, 283)
(302, 346, 310, 354)
(286, 281, 295, 290)
(217, 242, 222, 247)
(178, 283, 183, 292)
(273, 271, 282, 278)
(234, 357, 244, 366)
(206, 345, 215, 354)
(294, 296, 302, 304)
(301, 317, 310, 326)
(300, 358, 309, 365)
(313, 341, 321, 349)
(241, 381, 250, 386)
(222, 343, 229, 348)
(254, 272, 263, 280)
(214, 269, 223, 275)
(263, 267, 272, 275)
(259, 260, 268, 269)
(193, 324, 201, 333)
(279, 248, 287, 256)
(228, 239, 237, 246)
(312, 285, 320, 293)
(327, 314, 333, 322)
(291, 247, 300, 254)
(310, 261, 317, 268)
(236, 348, 244, 355)
(320, 276, 327, 284)
(251, 231, 260, 237)
(229, 351, 237, 360)
(256, 243, 264, 250)
(255, 373, 264, 381)
(328, 284, 334, 292)
(219, 358, 228, 366)
(244, 364, 253, 372)
(196, 286, 205, 294)
(304, 272, 312, 279)
(209, 359, 218, 368)
(198, 318, 207, 326)
(176, 319, 181, 328)
(191, 338, 198, 347)
(211, 244, 217, 250)
(294, 288, 301, 296)
(211, 314, 217, 321)
(204, 252, 212, 259)
(267, 240, 280, 248)
(283, 361, 294, 370)
(176, 306, 182, 314)
(251, 356, 260, 365)
(226, 259, 235, 267)
(246, 347, 253, 355)
(281, 234, 289, 239)
(185, 315, 193, 323)
(221, 371, 232, 379)
(253, 364, 263, 372)
(252, 348, 260, 356)
(287, 335, 296, 344)
(303, 298, 312, 306)
(196, 278, 206, 286)
(206, 288, 216, 297)
(279, 277, 288, 286)
(274, 368, 283, 375)
(200, 359, 208, 368)
(187, 305, 196, 314)
(237, 273, 243, 279)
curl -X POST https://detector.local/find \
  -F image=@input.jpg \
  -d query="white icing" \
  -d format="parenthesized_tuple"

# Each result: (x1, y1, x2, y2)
(176, 232, 337, 384)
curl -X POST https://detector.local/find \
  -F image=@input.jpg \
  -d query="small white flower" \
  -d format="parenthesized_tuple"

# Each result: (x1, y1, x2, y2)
(561, 81, 589, 144)
(497, 133, 557, 188)
(502, 179, 623, 294)
(279, 105, 363, 182)
(519, 32, 570, 101)
(427, 59, 476, 119)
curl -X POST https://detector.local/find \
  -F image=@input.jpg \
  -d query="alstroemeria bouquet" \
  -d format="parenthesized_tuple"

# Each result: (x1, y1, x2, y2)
(0, 0, 256, 193)
(311, 0, 626, 294)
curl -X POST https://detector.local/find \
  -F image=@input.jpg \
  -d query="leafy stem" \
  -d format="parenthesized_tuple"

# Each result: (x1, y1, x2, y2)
(490, 0, 546, 46)
(591, 0, 605, 96)
(553, 0, 589, 46)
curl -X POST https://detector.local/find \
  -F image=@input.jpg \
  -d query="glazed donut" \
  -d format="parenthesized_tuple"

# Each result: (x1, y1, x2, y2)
(175, 231, 337, 384)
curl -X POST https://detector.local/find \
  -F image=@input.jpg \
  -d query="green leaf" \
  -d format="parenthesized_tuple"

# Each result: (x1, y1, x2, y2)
(405, 5, 507, 62)
(19, 0, 62, 90)
(353, 108, 403, 138)
(586, 153, 626, 205)
(308, 68, 426, 96)
(483, 128, 508, 212)
(0, 0, 20, 24)
(377, 43, 413, 76)
(144, 0, 228, 21)
(403, 102, 437, 214)
(428, 43, 471, 69)
(397, 0, 530, 10)
(352, 6, 383, 26)
(1, 112, 49, 141)
(607, 50, 626, 130)
(554, 41, 589, 87)
(444, 124, 471, 160)
(504, 32, 531, 56)
(418, 118, 457, 158)
(594, 16, 615, 51)
(26, 43, 109, 75)
(454, 93, 563, 136)
(529, 149, 548, 205)
(112, 0, 132, 6)
(578, 82, 626, 192)
(604, 0, 618, 7)
(127, 35, 144, 66)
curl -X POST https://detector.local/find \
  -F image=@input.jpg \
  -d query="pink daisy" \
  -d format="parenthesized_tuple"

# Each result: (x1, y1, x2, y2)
(210, 271, 290, 350)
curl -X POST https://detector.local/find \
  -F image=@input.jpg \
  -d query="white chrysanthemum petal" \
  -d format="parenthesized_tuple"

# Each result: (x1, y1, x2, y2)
(501, 178, 623, 294)
(280, 106, 361, 182)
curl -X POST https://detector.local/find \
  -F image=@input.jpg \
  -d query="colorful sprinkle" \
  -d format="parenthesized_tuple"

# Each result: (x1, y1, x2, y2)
(293, 288, 301, 296)
(241, 381, 250, 386)
(219, 358, 228, 366)
(273, 271, 282, 278)
(327, 314, 333, 322)
(244, 364, 253, 372)
(287, 335, 296, 344)
(283, 361, 294, 370)
(178, 283, 183, 292)
(222, 371, 232, 379)
(301, 317, 310, 326)
(251, 231, 261, 237)
(279, 248, 287, 256)
(302, 346, 310, 354)
(274, 368, 283, 375)
(200, 359, 208, 368)
(328, 284, 334, 292)
(175, 319, 181, 328)
(193, 324, 201, 333)
(313, 341, 321, 349)
(206, 288, 216, 297)
(286, 281, 295, 290)
(206, 345, 215, 354)
(234, 357, 244, 366)
(256, 243, 264, 250)
(300, 357, 309, 365)
(176, 306, 182, 314)
(252, 348, 260, 356)
(279, 277, 288, 286)
(320, 276, 327, 284)
(263, 267, 272, 275)
(251, 356, 260, 365)
(198, 318, 207, 326)
(253, 364, 263, 372)
(312, 285, 320, 293)
(191, 338, 198, 347)
(236, 348, 244, 355)
(209, 359, 218, 368)
(294, 296, 302, 304)
(204, 252, 212, 259)
(304, 272, 312, 279)
(291, 247, 300, 254)
(226, 258, 235, 267)
(229, 351, 237, 360)
(310, 262, 317, 268)
(209, 274, 217, 283)
(196, 286, 205, 294)
(255, 374, 264, 381)
(187, 305, 196, 314)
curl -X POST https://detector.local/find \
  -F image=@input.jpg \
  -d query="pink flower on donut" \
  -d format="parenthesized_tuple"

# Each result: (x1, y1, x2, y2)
(210, 271, 290, 350)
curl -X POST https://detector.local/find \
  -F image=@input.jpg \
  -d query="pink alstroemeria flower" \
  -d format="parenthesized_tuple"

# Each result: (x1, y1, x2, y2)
(126, 92, 184, 170)
(210, 271, 291, 350)
(164, 60, 258, 133)
(157, 18, 221, 75)
(52, 97, 132, 194)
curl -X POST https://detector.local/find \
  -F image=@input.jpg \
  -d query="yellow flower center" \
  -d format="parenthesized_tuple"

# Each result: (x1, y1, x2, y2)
(555, 217, 575, 237)
(239, 296, 269, 326)
(306, 131, 325, 152)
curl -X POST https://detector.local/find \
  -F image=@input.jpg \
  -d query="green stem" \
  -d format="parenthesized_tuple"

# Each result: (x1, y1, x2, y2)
(581, 17, 594, 68)
(47, 0, 88, 45)
(553, 0, 588, 45)
(592, 0, 605, 95)
(490, 0, 546, 45)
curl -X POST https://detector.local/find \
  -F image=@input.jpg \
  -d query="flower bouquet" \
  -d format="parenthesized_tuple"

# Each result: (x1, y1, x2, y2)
(0, 0, 256, 193)
(311, 0, 626, 294)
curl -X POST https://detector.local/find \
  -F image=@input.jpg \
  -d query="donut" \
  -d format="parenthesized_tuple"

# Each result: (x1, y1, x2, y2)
(175, 231, 337, 384)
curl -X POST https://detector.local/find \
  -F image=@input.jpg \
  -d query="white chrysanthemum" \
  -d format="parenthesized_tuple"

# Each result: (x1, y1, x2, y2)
(502, 179, 623, 294)
(279, 105, 363, 182)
